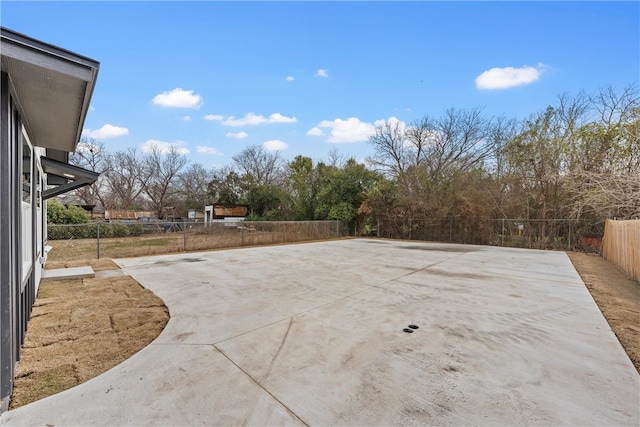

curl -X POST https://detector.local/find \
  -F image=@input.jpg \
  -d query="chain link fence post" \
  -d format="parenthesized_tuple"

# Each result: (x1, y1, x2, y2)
(97, 222, 100, 259)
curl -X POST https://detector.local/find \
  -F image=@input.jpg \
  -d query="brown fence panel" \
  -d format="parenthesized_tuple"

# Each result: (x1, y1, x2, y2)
(602, 219, 640, 282)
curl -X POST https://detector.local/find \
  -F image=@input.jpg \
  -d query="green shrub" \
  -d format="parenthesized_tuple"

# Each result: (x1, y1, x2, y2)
(46, 225, 67, 240)
(112, 222, 129, 237)
(47, 199, 90, 224)
(99, 223, 114, 238)
(130, 223, 144, 236)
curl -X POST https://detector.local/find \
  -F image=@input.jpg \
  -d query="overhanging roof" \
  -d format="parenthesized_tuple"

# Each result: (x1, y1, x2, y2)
(41, 156, 99, 200)
(0, 27, 100, 153)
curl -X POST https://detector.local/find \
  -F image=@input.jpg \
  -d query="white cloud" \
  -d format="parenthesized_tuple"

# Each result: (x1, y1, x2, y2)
(263, 140, 289, 151)
(226, 131, 248, 139)
(183, 116, 192, 121)
(204, 114, 224, 121)
(475, 64, 545, 90)
(152, 88, 203, 108)
(316, 69, 329, 78)
(82, 124, 129, 139)
(140, 139, 190, 155)
(307, 127, 324, 136)
(268, 113, 297, 123)
(316, 117, 375, 143)
(196, 146, 224, 156)
(285, 76, 295, 82)
(219, 112, 297, 127)
(374, 116, 405, 130)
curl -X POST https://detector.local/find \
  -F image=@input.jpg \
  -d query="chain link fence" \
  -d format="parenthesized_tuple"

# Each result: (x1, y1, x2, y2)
(376, 218, 605, 251)
(47, 217, 603, 261)
(47, 220, 345, 261)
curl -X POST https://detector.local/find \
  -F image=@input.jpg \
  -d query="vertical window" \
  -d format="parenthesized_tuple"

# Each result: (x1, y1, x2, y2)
(22, 134, 32, 203)
(21, 128, 33, 281)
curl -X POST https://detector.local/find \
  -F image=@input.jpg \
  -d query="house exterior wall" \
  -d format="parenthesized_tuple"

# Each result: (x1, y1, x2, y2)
(1, 27, 100, 411)
(0, 72, 80, 412)
(0, 72, 40, 410)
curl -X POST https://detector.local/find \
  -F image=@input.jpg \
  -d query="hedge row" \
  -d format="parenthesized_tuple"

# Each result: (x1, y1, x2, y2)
(47, 223, 144, 240)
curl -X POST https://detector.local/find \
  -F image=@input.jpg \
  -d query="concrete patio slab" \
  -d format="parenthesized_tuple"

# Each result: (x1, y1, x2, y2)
(95, 269, 129, 278)
(2, 239, 638, 426)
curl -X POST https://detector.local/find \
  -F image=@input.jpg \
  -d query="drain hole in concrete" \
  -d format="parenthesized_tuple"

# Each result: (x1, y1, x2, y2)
(403, 328, 414, 333)
(408, 324, 419, 329)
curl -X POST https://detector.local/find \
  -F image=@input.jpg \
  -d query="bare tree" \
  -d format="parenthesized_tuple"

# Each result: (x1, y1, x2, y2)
(177, 162, 212, 211)
(591, 84, 639, 127)
(580, 84, 640, 174)
(101, 148, 148, 211)
(232, 145, 284, 186)
(68, 138, 110, 207)
(567, 85, 640, 220)
(420, 107, 495, 178)
(142, 144, 189, 218)
(325, 147, 346, 168)
(367, 108, 496, 180)
(366, 108, 502, 221)
(569, 170, 640, 220)
(366, 119, 408, 176)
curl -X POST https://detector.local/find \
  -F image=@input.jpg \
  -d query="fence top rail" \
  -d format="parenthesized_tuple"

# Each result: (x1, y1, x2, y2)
(48, 219, 342, 226)
(380, 218, 581, 222)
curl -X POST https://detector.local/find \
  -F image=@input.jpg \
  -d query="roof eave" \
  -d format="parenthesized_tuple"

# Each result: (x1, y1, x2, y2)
(0, 27, 100, 153)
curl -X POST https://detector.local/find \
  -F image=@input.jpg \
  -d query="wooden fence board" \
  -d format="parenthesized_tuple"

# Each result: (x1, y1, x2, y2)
(602, 219, 640, 282)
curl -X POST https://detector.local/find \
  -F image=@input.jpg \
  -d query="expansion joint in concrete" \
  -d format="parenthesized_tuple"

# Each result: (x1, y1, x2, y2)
(213, 344, 310, 427)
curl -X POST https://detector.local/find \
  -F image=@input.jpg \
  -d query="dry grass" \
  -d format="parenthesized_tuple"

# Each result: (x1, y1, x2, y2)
(48, 224, 341, 261)
(9, 259, 169, 409)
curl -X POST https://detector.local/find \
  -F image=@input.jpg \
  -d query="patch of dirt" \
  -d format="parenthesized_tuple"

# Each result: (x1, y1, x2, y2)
(567, 251, 640, 374)
(44, 258, 121, 272)
(6, 251, 638, 410)
(8, 259, 169, 409)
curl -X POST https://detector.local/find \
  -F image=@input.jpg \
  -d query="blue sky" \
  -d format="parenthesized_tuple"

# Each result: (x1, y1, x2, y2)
(2, 1, 638, 168)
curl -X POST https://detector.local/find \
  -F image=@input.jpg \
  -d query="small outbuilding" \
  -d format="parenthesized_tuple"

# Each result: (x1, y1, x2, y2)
(188, 209, 206, 221)
(204, 203, 249, 225)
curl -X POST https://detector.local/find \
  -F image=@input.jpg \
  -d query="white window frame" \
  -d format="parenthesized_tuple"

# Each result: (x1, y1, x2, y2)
(21, 126, 33, 283)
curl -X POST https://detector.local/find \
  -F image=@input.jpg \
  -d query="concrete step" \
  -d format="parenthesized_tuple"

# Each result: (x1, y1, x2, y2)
(42, 266, 95, 281)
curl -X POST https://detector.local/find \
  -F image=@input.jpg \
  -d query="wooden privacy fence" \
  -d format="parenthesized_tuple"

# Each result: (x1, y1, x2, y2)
(601, 219, 640, 282)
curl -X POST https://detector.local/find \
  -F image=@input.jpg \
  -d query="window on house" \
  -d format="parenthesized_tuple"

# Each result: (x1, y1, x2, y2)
(22, 135, 32, 203)
(21, 128, 33, 281)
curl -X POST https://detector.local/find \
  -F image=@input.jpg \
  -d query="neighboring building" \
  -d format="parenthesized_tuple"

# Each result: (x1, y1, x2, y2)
(204, 203, 249, 225)
(105, 209, 156, 221)
(188, 209, 206, 221)
(1, 27, 100, 410)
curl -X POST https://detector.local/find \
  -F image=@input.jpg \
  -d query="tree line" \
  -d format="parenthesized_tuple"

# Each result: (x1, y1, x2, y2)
(70, 85, 639, 234)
